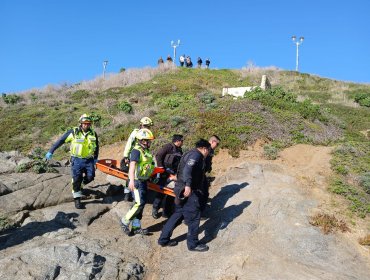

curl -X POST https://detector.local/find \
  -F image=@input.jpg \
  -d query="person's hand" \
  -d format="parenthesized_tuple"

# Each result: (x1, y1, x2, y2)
(128, 180, 135, 191)
(45, 152, 53, 160)
(124, 157, 129, 164)
(184, 186, 191, 197)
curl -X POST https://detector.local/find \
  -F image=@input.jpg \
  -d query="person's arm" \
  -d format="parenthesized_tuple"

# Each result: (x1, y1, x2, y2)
(94, 131, 99, 160)
(48, 129, 74, 154)
(182, 152, 201, 197)
(123, 130, 137, 158)
(128, 161, 137, 191)
(128, 149, 140, 190)
(155, 143, 171, 167)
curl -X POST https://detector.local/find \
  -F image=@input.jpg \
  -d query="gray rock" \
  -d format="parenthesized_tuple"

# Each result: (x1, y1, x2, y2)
(0, 244, 144, 280)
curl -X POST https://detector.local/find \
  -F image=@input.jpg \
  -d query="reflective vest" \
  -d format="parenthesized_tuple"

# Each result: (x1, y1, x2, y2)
(65, 127, 97, 158)
(133, 144, 154, 180)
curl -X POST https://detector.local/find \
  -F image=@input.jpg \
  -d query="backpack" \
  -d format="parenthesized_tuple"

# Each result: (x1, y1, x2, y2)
(163, 153, 182, 172)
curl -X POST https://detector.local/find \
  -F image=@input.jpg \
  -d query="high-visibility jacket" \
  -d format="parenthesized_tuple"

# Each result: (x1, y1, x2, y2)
(49, 127, 99, 159)
(123, 128, 139, 158)
(133, 144, 155, 180)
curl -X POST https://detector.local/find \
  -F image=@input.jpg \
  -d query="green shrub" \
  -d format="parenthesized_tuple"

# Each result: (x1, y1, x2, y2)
(117, 101, 133, 114)
(165, 97, 180, 109)
(263, 144, 278, 160)
(359, 172, 370, 194)
(2, 93, 21, 105)
(90, 112, 102, 125)
(0, 215, 11, 232)
(358, 97, 370, 107)
(198, 92, 215, 104)
(171, 116, 186, 127)
(30, 92, 38, 103)
(354, 92, 370, 107)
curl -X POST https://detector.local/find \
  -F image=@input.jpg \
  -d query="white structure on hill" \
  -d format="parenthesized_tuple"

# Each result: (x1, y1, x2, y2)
(222, 75, 271, 98)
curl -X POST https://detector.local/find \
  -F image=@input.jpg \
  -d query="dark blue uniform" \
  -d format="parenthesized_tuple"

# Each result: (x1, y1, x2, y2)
(158, 148, 206, 250)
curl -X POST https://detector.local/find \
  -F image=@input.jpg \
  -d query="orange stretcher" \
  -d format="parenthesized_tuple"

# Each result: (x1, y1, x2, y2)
(96, 159, 175, 197)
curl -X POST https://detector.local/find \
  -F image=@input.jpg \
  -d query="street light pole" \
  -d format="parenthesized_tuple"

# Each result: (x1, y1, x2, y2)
(103, 60, 108, 79)
(171, 39, 180, 65)
(291, 36, 304, 72)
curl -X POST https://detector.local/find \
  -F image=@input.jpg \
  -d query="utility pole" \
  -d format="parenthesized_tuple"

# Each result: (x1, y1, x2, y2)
(171, 39, 180, 65)
(103, 60, 108, 79)
(291, 36, 304, 72)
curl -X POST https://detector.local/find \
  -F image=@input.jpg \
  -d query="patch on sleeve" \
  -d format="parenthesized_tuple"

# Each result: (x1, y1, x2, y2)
(187, 159, 196, 166)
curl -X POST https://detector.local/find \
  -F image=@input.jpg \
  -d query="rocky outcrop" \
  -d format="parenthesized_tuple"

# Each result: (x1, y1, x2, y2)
(0, 242, 144, 280)
(0, 151, 32, 174)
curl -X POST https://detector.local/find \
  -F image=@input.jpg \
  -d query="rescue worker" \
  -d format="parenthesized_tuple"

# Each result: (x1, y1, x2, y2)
(201, 135, 221, 214)
(45, 114, 99, 209)
(121, 117, 154, 201)
(120, 128, 155, 236)
(152, 134, 184, 219)
(158, 139, 211, 252)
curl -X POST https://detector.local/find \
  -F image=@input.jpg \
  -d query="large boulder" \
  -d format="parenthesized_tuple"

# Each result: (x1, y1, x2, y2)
(0, 151, 32, 174)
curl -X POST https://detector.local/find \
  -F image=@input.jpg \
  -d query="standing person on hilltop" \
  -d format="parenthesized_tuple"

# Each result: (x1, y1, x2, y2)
(158, 139, 211, 252)
(205, 58, 211, 69)
(186, 56, 193, 68)
(121, 117, 154, 201)
(152, 134, 184, 219)
(120, 128, 155, 236)
(197, 57, 203, 68)
(158, 56, 164, 65)
(179, 54, 185, 67)
(45, 114, 99, 209)
(166, 55, 173, 63)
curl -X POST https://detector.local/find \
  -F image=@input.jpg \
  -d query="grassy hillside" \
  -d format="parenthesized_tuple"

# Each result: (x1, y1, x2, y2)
(1, 66, 369, 218)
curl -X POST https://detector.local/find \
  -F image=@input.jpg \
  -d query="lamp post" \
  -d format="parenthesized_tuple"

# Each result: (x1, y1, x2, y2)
(103, 60, 108, 79)
(291, 36, 304, 72)
(171, 39, 180, 65)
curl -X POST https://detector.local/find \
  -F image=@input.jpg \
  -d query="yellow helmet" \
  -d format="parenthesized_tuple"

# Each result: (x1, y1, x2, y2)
(140, 117, 153, 126)
(79, 114, 92, 124)
(136, 128, 155, 140)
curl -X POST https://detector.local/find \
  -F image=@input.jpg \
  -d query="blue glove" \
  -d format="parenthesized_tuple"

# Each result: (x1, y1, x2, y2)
(94, 159, 98, 165)
(45, 152, 53, 160)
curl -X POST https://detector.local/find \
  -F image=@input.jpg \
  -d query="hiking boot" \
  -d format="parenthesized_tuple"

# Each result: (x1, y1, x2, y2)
(189, 244, 209, 252)
(121, 223, 133, 236)
(74, 198, 85, 209)
(123, 192, 132, 202)
(160, 240, 178, 247)
(152, 208, 160, 219)
(132, 228, 150, 235)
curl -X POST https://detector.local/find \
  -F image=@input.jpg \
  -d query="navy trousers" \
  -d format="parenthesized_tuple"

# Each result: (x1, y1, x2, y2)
(158, 192, 201, 249)
(71, 157, 95, 197)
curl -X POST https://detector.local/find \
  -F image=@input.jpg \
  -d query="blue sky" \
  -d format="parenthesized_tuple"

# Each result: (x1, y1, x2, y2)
(1, 0, 369, 93)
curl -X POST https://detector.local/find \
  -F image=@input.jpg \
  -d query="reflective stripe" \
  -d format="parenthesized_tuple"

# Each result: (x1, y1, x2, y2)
(124, 188, 141, 221)
(73, 191, 82, 198)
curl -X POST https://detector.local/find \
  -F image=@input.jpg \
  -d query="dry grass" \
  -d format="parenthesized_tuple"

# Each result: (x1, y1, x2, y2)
(309, 213, 350, 234)
(75, 64, 177, 92)
(358, 234, 370, 246)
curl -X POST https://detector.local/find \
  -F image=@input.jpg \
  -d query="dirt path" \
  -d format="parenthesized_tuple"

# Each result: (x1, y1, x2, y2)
(95, 142, 370, 280)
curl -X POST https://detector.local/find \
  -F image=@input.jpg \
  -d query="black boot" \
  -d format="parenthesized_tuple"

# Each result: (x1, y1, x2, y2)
(74, 198, 84, 209)
(152, 208, 160, 219)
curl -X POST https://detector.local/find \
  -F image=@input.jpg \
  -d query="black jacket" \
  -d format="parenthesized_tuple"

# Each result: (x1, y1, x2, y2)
(174, 149, 206, 199)
(155, 142, 183, 168)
